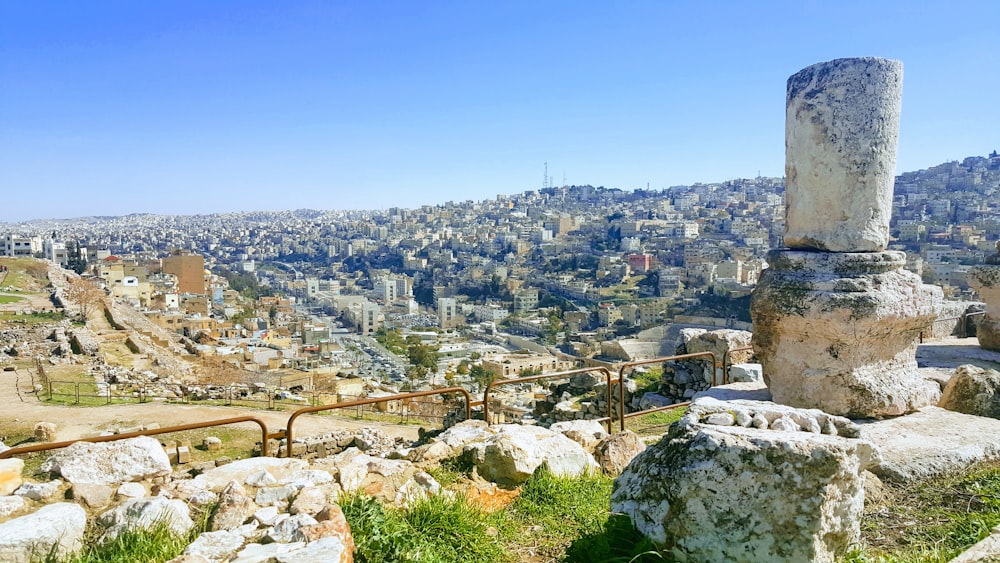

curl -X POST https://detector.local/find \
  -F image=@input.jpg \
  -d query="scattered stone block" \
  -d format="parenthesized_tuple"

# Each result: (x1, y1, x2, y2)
(612, 398, 877, 562)
(203, 436, 222, 451)
(177, 445, 192, 464)
(594, 430, 646, 476)
(41, 436, 172, 486)
(33, 422, 57, 442)
(0, 503, 87, 563)
(71, 482, 114, 508)
(0, 458, 24, 496)
(98, 497, 194, 541)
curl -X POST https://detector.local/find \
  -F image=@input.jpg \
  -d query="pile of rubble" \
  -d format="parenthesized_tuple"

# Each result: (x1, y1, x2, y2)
(0, 418, 645, 562)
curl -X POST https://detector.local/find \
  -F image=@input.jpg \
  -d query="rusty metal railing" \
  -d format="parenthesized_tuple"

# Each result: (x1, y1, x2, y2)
(0, 415, 273, 459)
(283, 387, 472, 457)
(483, 367, 615, 433)
(721, 346, 755, 385)
(919, 310, 986, 343)
(616, 352, 718, 432)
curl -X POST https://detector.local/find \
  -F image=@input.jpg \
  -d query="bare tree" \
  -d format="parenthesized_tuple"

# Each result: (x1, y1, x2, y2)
(63, 276, 105, 322)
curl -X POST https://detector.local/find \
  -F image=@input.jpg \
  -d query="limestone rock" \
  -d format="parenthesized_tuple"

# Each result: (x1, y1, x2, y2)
(550, 420, 608, 452)
(14, 480, 62, 501)
(465, 424, 599, 486)
(969, 266, 1000, 351)
(0, 496, 26, 519)
(784, 57, 902, 252)
(266, 513, 318, 543)
(394, 471, 442, 507)
(939, 364, 1000, 418)
(611, 399, 878, 562)
(40, 436, 171, 485)
(71, 482, 114, 508)
(193, 457, 308, 492)
(98, 497, 195, 540)
(594, 430, 646, 476)
(231, 542, 305, 562)
(278, 536, 352, 563)
(728, 363, 763, 383)
(182, 530, 246, 562)
(33, 422, 57, 443)
(430, 419, 492, 449)
(751, 250, 942, 418)
(117, 482, 147, 498)
(677, 328, 753, 384)
(211, 481, 258, 531)
(290, 487, 328, 516)
(0, 459, 24, 496)
(0, 503, 87, 563)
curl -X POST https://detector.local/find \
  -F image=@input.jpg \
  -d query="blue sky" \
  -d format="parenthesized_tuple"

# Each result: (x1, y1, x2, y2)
(1, 1, 997, 222)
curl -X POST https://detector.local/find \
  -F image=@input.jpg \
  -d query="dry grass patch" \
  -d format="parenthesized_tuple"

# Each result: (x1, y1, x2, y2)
(850, 461, 1000, 562)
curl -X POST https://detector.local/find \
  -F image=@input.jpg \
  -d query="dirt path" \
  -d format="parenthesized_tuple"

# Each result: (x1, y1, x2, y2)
(0, 369, 420, 445)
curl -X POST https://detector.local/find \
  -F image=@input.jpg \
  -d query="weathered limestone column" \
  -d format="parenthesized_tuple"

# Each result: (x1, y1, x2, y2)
(785, 57, 902, 252)
(751, 58, 942, 418)
(969, 263, 1000, 351)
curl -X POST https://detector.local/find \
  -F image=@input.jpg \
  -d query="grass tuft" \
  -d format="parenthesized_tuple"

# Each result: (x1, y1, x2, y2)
(341, 490, 504, 563)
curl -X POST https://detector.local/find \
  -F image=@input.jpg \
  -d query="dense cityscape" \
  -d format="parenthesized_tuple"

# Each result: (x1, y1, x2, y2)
(2, 151, 999, 399)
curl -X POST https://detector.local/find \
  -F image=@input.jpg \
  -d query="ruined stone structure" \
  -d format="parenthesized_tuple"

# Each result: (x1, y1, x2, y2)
(969, 253, 1000, 351)
(751, 58, 943, 418)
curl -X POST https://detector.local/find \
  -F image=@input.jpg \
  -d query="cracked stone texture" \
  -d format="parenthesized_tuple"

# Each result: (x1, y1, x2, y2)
(784, 57, 902, 252)
(611, 398, 878, 563)
(969, 266, 1000, 351)
(751, 250, 942, 418)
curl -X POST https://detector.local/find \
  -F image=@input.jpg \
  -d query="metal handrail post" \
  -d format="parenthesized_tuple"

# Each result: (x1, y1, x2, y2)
(284, 387, 472, 458)
(0, 415, 272, 459)
(617, 352, 718, 432)
(483, 367, 614, 433)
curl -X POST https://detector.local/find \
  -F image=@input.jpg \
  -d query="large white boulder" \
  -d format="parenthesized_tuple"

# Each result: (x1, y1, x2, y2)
(465, 424, 598, 486)
(0, 503, 87, 563)
(612, 398, 877, 562)
(40, 436, 171, 485)
(194, 457, 308, 492)
(939, 364, 1000, 418)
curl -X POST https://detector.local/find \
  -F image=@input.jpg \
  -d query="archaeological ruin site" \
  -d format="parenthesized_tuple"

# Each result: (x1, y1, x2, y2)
(3, 57, 1000, 563)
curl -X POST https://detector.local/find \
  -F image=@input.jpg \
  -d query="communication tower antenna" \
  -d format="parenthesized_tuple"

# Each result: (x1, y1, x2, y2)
(543, 162, 550, 190)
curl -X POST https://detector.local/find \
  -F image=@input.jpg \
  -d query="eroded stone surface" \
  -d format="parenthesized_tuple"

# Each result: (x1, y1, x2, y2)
(784, 57, 902, 252)
(0, 503, 87, 563)
(856, 406, 1000, 481)
(751, 250, 942, 418)
(611, 398, 877, 562)
(465, 424, 598, 486)
(98, 497, 195, 540)
(938, 364, 1000, 418)
(40, 436, 171, 485)
(0, 459, 24, 496)
(969, 266, 1000, 351)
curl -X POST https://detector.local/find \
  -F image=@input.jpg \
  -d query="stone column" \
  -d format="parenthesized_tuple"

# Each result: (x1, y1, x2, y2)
(969, 266, 1000, 351)
(751, 58, 942, 418)
(784, 57, 902, 252)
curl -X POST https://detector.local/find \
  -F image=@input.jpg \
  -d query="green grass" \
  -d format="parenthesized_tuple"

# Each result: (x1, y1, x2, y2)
(342, 491, 505, 563)
(625, 406, 687, 438)
(630, 367, 663, 395)
(341, 466, 663, 563)
(0, 311, 66, 325)
(35, 508, 215, 563)
(500, 466, 659, 562)
(0, 294, 24, 304)
(849, 461, 1000, 562)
